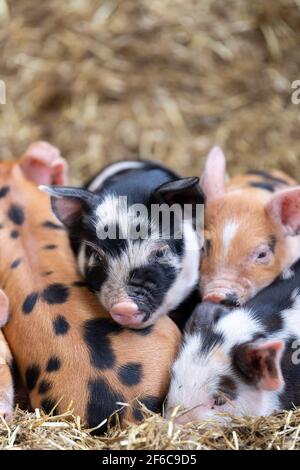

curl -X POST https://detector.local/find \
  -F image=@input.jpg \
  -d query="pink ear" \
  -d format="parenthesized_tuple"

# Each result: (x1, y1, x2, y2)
(20, 141, 68, 186)
(266, 187, 300, 236)
(200, 146, 226, 203)
(248, 340, 284, 391)
(0, 289, 9, 328)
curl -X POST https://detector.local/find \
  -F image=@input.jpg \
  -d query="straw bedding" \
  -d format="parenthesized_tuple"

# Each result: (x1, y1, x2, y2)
(0, 0, 300, 450)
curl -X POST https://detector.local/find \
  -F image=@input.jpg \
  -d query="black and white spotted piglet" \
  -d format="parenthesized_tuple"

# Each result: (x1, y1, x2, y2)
(166, 258, 300, 423)
(41, 160, 204, 328)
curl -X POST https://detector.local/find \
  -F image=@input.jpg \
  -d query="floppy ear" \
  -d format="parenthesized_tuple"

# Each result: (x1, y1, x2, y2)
(39, 186, 95, 229)
(20, 141, 68, 186)
(0, 289, 9, 328)
(200, 146, 226, 203)
(234, 339, 284, 391)
(154, 177, 205, 208)
(266, 187, 300, 236)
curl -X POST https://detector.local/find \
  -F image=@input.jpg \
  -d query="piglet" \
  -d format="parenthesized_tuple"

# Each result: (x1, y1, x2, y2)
(166, 257, 300, 424)
(41, 160, 204, 329)
(200, 146, 300, 306)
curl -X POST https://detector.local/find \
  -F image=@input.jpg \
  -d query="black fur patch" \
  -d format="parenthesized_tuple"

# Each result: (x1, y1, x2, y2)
(246, 170, 288, 185)
(118, 363, 143, 387)
(8, 204, 25, 225)
(200, 330, 224, 355)
(132, 395, 162, 421)
(11, 258, 22, 269)
(249, 182, 276, 192)
(42, 283, 70, 305)
(46, 356, 61, 372)
(218, 375, 238, 401)
(83, 318, 122, 369)
(84, 264, 108, 293)
(38, 380, 52, 395)
(0, 186, 10, 198)
(41, 398, 58, 415)
(53, 315, 70, 335)
(86, 378, 125, 433)
(22, 292, 39, 315)
(43, 244, 58, 250)
(42, 221, 64, 230)
(25, 364, 41, 391)
(10, 229, 20, 239)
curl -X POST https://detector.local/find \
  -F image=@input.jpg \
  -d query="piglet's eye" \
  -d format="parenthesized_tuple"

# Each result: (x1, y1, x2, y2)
(213, 395, 226, 407)
(257, 251, 267, 259)
(155, 246, 170, 258)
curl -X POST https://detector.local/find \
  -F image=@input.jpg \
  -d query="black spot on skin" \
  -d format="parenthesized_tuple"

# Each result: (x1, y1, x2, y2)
(72, 280, 87, 287)
(246, 170, 289, 185)
(218, 375, 238, 401)
(42, 221, 64, 230)
(11, 258, 22, 269)
(22, 292, 39, 315)
(83, 318, 122, 370)
(43, 244, 58, 250)
(86, 378, 125, 433)
(84, 264, 108, 293)
(8, 204, 25, 225)
(0, 186, 10, 198)
(10, 229, 19, 239)
(132, 396, 162, 421)
(53, 315, 70, 335)
(249, 182, 276, 192)
(42, 283, 70, 305)
(46, 356, 61, 372)
(118, 363, 143, 387)
(41, 398, 58, 415)
(25, 364, 41, 391)
(38, 380, 52, 395)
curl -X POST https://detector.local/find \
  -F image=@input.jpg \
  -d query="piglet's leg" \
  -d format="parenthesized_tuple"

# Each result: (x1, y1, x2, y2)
(0, 331, 14, 422)
(20, 141, 69, 185)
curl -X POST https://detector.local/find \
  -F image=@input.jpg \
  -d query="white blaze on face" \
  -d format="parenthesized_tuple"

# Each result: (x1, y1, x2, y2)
(222, 220, 240, 257)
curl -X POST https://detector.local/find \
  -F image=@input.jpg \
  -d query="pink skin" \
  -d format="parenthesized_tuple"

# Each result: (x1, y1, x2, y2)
(0, 290, 9, 328)
(110, 301, 145, 327)
(20, 141, 68, 186)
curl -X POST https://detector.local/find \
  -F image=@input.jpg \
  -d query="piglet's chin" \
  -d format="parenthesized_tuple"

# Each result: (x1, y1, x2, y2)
(110, 301, 145, 327)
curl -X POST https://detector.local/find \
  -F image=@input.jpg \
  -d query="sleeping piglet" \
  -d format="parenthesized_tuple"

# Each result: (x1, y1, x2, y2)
(200, 147, 300, 306)
(41, 160, 204, 329)
(166, 257, 300, 424)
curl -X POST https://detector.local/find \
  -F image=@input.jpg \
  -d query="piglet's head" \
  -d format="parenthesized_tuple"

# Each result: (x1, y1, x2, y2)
(40, 177, 204, 328)
(200, 147, 300, 306)
(165, 302, 284, 424)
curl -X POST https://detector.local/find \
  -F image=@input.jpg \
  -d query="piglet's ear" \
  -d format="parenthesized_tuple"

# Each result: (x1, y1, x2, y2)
(200, 146, 226, 203)
(39, 186, 95, 229)
(0, 289, 9, 328)
(266, 187, 300, 236)
(154, 177, 205, 207)
(20, 141, 68, 186)
(234, 339, 284, 391)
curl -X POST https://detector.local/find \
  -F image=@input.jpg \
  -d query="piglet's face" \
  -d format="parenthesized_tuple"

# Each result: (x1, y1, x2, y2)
(200, 193, 285, 306)
(42, 177, 203, 328)
(200, 146, 300, 306)
(165, 304, 284, 424)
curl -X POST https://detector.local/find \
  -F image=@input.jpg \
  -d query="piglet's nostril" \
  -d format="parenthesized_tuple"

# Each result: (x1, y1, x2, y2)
(220, 293, 239, 307)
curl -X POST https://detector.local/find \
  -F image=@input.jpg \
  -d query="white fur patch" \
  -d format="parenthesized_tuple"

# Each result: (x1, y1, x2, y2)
(222, 220, 239, 256)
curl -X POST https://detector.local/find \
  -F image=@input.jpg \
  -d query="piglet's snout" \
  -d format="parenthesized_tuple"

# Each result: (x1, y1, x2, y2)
(110, 301, 144, 326)
(203, 278, 252, 306)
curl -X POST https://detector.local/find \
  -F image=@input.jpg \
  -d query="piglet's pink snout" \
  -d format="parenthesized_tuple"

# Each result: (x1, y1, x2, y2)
(110, 301, 143, 326)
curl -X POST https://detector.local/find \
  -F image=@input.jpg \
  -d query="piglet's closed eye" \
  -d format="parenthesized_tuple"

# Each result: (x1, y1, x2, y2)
(233, 339, 284, 392)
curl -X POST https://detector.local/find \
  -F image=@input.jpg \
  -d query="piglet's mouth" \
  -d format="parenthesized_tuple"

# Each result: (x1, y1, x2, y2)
(110, 301, 148, 328)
